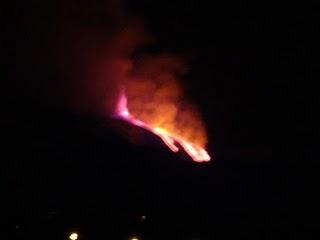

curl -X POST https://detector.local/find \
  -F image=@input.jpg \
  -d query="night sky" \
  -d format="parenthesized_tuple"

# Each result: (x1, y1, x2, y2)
(4, 1, 316, 239)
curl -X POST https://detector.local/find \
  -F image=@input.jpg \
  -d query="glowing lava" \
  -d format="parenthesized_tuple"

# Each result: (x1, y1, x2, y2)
(114, 91, 211, 162)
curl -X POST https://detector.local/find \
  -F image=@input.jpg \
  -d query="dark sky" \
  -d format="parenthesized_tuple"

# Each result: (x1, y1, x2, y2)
(4, 1, 316, 239)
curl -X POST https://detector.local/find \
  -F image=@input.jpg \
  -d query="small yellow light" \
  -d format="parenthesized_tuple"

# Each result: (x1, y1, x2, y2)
(130, 237, 139, 240)
(69, 232, 78, 240)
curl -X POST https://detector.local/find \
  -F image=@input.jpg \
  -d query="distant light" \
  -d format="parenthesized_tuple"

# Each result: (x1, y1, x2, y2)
(69, 232, 78, 240)
(130, 237, 139, 240)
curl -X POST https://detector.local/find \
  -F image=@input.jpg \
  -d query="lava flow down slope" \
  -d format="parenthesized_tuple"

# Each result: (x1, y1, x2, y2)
(113, 55, 211, 162)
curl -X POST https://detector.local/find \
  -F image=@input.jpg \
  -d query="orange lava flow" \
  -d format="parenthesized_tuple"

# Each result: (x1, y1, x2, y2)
(114, 91, 211, 162)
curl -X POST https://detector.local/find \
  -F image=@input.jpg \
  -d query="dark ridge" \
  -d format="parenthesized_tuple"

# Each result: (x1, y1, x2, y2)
(3, 104, 300, 239)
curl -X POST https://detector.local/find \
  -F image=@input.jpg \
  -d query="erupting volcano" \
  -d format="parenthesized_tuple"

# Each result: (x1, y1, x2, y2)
(114, 89, 211, 162)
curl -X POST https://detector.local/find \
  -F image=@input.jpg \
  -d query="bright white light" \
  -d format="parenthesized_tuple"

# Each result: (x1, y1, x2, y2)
(130, 237, 139, 240)
(69, 232, 78, 240)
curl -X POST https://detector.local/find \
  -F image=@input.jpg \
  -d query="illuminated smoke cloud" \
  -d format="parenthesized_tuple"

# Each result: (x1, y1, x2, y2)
(126, 54, 208, 148)
(114, 53, 210, 162)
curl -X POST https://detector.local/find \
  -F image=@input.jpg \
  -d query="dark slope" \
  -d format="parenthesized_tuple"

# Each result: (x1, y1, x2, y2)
(3, 105, 301, 240)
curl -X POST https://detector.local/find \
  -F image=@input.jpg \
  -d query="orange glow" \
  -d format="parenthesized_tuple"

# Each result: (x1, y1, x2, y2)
(115, 90, 211, 162)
